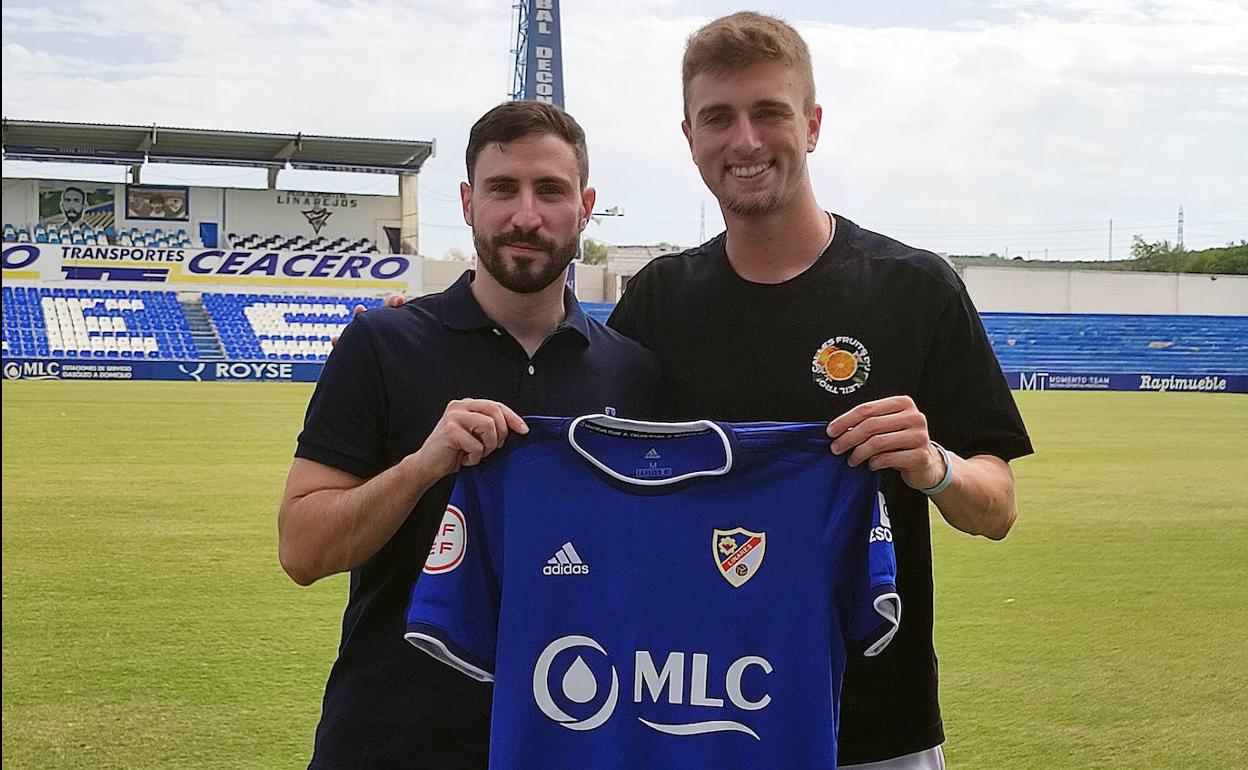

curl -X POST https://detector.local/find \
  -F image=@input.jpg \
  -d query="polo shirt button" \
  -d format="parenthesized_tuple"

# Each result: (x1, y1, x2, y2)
(527, 365, 535, 375)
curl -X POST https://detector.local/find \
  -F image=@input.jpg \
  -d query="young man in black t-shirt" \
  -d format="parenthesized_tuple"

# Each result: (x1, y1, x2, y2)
(279, 102, 657, 769)
(608, 13, 1032, 769)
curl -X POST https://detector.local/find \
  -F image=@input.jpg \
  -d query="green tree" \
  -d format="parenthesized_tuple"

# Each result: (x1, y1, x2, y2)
(1126, 236, 1247, 274)
(581, 238, 608, 265)
(1130, 235, 1179, 260)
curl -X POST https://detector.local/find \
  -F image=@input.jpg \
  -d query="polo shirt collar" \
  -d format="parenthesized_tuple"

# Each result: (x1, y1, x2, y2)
(441, 269, 591, 341)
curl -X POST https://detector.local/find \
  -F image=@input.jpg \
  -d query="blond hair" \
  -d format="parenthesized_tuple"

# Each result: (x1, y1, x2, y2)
(681, 12, 816, 118)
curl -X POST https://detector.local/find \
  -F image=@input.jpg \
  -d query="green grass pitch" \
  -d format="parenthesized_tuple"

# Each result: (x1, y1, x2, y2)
(2, 382, 1246, 768)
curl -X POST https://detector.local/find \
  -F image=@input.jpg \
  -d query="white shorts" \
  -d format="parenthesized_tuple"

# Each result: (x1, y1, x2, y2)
(841, 746, 946, 770)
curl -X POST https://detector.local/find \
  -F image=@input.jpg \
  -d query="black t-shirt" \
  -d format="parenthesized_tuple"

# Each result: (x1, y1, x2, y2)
(609, 215, 1032, 765)
(296, 271, 658, 770)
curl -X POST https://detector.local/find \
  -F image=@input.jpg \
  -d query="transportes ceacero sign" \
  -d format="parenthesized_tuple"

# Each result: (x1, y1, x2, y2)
(3, 244, 414, 289)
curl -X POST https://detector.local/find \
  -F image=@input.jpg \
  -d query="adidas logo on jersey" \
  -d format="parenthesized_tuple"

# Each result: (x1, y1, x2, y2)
(644, 448, 661, 460)
(543, 541, 590, 576)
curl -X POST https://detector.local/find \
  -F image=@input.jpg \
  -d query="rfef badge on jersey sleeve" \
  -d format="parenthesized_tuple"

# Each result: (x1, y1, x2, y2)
(713, 528, 766, 588)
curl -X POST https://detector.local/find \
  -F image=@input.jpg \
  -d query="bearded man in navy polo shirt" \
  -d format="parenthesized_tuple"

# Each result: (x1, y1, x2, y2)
(278, 101, 658, 769)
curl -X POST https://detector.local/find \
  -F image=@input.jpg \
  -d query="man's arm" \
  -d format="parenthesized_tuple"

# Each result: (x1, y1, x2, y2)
(827, 395, 1018, 540)
(278, 399, 527, 585)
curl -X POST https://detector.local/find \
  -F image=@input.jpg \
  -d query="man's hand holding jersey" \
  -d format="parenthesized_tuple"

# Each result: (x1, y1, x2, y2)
(827, 395, 945, 489)
(827, 395, 1019, 541)
(418, 399, 529, 476)
(278, 398, 527, 586)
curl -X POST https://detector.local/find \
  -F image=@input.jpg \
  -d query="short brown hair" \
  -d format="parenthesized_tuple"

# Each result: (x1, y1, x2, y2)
(465, 101, 590, 188)
(681, 12, 816, 118)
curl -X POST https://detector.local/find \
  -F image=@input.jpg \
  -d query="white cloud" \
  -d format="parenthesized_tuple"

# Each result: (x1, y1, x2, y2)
(799, 11, 1247, 254)
(989, 0, 1248, 25)
(3, 0, 1245, 258)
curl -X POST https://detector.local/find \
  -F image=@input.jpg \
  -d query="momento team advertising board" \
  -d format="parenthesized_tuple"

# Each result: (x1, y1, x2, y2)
(1005, 371, 1246, 394)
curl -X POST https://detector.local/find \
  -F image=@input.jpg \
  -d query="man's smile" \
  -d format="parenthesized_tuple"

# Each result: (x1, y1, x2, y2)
(729, 161, 774, 179)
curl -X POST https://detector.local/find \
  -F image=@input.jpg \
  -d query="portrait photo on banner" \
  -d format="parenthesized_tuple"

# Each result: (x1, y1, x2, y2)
(37, 181, 116, 230)
(126, 184, 190, 221)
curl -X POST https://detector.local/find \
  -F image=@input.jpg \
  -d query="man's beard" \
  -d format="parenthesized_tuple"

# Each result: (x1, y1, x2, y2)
(474, 227, 579, 294)
(719, 190, 784, 218)
(64, 210, 83, 223)
(711, 161, 802, 219)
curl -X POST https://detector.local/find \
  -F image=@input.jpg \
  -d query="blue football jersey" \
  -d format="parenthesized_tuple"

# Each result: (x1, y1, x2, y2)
(406, 416, 899, 769)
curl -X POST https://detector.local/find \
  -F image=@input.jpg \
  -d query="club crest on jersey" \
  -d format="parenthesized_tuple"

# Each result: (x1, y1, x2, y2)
(812, 336, 871, 395)
(713, 528, 766, 588)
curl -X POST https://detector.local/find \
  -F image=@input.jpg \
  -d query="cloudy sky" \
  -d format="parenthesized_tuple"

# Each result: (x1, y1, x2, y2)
(3, 0, 1246, 260)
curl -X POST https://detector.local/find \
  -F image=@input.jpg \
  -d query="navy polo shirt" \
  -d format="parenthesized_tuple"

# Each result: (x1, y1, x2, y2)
(295, 270, 658, 770)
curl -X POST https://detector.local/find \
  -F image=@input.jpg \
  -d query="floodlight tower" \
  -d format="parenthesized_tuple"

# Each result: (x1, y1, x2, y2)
(509, 0, 622, 278)
(510, 1, 565, 107)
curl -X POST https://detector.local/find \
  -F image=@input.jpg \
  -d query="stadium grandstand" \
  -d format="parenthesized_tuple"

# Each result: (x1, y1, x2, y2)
(224, 232, 380, 254)
(1, 119, 436, 378)
(3, 119, 1246, 389)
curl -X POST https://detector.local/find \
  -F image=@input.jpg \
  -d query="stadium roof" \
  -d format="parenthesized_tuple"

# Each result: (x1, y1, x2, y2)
(1, 119, 435, 175)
